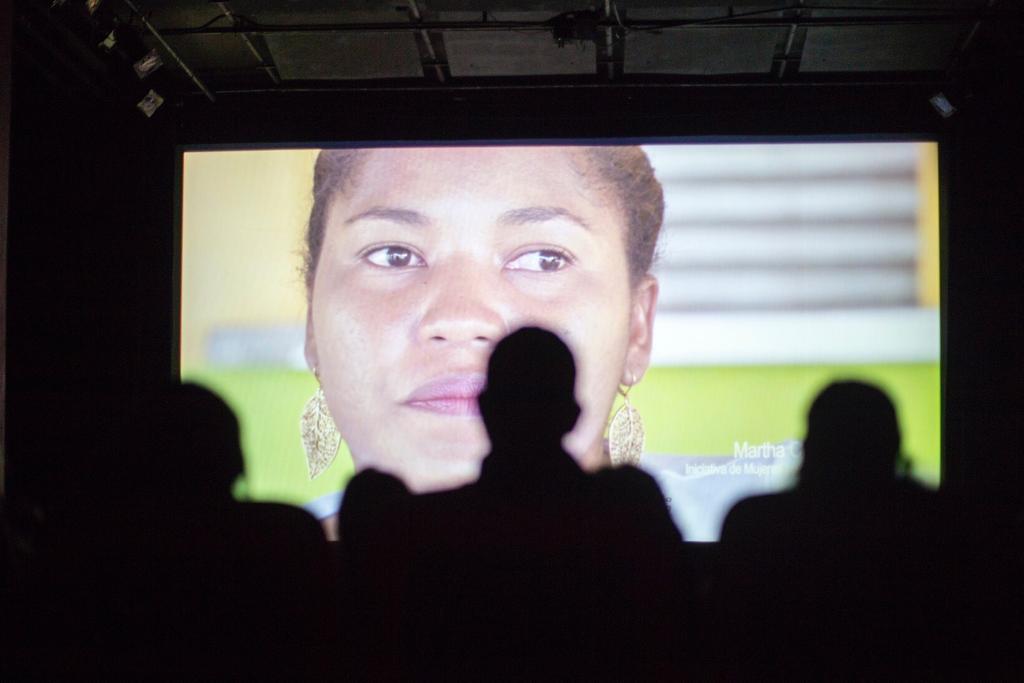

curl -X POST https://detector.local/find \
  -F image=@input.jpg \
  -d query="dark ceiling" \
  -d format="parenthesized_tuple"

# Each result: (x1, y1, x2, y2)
(14, 1, 1023, 110)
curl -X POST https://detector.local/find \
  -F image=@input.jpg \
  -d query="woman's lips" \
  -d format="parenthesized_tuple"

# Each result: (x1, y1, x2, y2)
(404, 374, 486, 416)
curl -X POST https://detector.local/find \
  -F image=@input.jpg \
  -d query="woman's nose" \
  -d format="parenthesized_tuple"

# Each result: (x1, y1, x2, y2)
(417, 260, 507, 346)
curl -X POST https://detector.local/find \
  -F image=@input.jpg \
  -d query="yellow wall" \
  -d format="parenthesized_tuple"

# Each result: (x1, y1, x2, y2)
(180, 149, 317, 371)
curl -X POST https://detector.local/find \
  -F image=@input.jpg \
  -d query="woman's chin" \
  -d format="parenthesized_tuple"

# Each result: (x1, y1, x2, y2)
(352, 437, 489, 493)
(396, 458, 483, 493)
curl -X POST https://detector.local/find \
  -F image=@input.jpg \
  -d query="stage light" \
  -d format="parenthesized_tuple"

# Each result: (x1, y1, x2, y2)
(136, 89, 164, 117)
(133, 48, 163, 79)
(98, 29, 116, 51)
(929, 92, 957, 119)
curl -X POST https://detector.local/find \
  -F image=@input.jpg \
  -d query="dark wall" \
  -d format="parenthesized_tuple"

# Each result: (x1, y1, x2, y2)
(0, 0, 11, 495)
(177, 83, 944, 144)
(7, 62, 176, 505)
(943, 69, 1024, 510)
(6, 67, 1023, 513)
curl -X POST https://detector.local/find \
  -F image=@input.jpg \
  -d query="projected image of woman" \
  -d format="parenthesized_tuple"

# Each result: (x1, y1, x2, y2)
(300, 146, 662, 527)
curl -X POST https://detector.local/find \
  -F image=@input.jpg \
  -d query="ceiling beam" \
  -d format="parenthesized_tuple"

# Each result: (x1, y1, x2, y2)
(156, 12, 1006, 38)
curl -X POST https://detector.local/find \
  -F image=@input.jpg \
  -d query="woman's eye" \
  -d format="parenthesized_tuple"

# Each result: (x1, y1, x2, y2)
(507, 249, 570, 273)
(364, 246, 425, 268)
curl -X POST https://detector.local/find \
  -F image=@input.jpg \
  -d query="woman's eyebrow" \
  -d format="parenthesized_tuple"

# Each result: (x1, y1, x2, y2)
(498, 206, 591, 231)
(344, 207, 431, 227)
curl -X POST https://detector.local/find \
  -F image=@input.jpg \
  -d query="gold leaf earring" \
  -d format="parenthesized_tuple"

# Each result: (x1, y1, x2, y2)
(300, 374, 341, 480)
(608, 375, 644, 467)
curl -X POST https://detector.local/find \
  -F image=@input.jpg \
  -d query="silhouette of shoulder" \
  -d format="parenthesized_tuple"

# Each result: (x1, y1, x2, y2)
(236, 501, 328, 550)
(342, 469, 411, 509)
(592, 464, 670, 509)
(337, 469, 413, 547)
(591, 464, 682, 542)
(721, 490, 800, 532)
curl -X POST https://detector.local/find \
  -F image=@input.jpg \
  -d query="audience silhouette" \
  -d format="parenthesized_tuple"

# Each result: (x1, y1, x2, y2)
(337, 327, 688, 678)
(2, 364, 1020, 679)
(7, 384, 337, 679)
(335, 468, 415, 679)
(716, 381, 1017, 678)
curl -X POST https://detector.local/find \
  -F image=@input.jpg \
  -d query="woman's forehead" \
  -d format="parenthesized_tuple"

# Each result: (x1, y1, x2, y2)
(366, 144, 582, 168)
(350, 146, 601, 204)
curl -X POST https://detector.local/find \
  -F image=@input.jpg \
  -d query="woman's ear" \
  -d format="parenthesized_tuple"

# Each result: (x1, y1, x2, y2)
(304, 307, 319, 373)
(623, 275, 658, 385)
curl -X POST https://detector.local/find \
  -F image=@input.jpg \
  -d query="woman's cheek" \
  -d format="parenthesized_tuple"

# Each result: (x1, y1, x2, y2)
(315, 279, 405, 386)
(335, 270, 421, 324)
(563, 289, 634, 432)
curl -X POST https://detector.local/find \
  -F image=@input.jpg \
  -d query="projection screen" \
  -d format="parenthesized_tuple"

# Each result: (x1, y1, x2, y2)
(180, 141, 941, 541)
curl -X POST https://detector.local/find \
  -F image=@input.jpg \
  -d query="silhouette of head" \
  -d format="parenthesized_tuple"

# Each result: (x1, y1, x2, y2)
(800, 380, 901, 490)
(127, 383, 245, 504)
(478, 327, 581, 452)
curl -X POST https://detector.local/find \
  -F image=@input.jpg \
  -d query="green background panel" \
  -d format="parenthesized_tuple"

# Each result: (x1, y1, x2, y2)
(627, 363, 940, 485)
(184, 362, 940, 505)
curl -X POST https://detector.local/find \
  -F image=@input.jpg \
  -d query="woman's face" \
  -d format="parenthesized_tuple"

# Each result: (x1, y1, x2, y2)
(306, 146, 657, 492)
